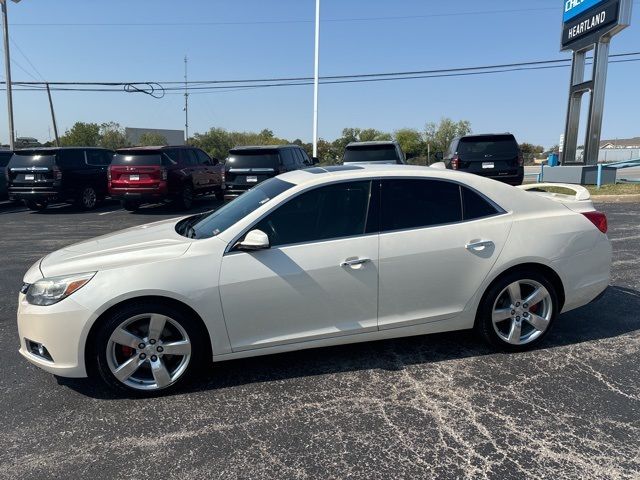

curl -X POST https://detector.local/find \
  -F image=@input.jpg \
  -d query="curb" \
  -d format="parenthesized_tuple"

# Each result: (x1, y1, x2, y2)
(591, 194, 640, 203)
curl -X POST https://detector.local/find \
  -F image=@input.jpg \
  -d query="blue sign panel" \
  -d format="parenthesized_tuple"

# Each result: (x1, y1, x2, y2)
(563, 0, 607, 22)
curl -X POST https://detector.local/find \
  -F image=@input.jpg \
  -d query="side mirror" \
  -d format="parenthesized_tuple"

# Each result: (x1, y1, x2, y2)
(236, 229, 270, 251)
(312, 156, 319, 165)
(434, 152, 444, 161)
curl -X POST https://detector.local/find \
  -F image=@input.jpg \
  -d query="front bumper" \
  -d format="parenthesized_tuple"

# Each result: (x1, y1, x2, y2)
(17, 293, 92, 378)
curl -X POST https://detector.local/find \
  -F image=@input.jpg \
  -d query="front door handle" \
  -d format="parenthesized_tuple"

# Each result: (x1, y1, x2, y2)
(341, 257, 370, 267)
(465, 240, 494, 252)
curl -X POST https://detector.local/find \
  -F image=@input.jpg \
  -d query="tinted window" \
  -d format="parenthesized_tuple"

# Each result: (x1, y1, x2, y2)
(457, 136, 518, 158)
(58, 150, 85, 168)
(227, 150, 280, 169)
(188, 178, 295, 239)
(344, 145, 399, 163)
(8, 152, 56, 168)
(255, 181, 372, 247)
(281, 149, 295, 168)
(196, 149, 213, 165)
(381, 179, 462, 231)
(86, 150, 110, 166)
(113, 152, 162, 166)
(462, 187, 500, 220)
(0, 152, 13, 167)
(182, 149, 198, 166)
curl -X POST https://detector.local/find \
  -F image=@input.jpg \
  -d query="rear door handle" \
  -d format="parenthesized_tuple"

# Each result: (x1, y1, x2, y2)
(465, 240, 494, 251)
(341, 257, 370, 267)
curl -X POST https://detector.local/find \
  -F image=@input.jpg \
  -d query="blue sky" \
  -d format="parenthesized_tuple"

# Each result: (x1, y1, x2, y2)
(1, 0, 639, 148)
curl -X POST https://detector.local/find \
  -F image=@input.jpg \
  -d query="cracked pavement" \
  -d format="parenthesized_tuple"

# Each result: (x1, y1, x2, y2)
(0, 198, 638, 479)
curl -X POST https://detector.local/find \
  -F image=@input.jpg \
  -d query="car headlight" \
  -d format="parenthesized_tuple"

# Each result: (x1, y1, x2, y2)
(25, 272, 96, 306)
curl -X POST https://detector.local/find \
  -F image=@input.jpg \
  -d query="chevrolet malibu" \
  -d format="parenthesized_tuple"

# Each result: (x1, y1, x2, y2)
(17, 165, 611, 395)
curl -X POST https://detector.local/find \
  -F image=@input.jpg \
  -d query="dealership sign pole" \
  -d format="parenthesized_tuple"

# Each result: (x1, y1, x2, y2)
(560, 0, 632, 166)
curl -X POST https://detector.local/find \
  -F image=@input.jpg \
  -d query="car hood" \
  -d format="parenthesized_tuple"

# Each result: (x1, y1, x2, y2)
(39, 217, 193, 277)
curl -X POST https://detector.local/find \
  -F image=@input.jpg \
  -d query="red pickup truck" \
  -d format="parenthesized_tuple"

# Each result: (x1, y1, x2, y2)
(109, 146, 225, 211)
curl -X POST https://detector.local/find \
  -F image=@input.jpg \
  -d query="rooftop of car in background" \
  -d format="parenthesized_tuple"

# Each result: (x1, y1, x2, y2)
(229, 145, 302, 151)
(345, 141, 399, 147)
(116, 145, 194, 152)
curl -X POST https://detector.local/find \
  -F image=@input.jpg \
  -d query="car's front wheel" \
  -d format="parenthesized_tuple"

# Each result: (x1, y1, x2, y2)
(77, 186, 98, 210)
(176, 184, 194, 210)
(94, 302, 207, 395)
(476, 269, 558, 351)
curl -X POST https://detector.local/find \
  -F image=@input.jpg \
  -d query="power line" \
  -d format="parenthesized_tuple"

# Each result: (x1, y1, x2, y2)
(1, 53, 639, 97)
(9, 7, 562, 27)
(9, 35, 46, 82)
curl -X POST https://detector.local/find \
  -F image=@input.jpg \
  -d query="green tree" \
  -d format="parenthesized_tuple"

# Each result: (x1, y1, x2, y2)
(520, 143, 545, 164)
(359, 128, 392, 142)
(424, 118, 472, 162)
(59, 122, 101, 147)
(394, 128, 424, 161)
(99, 122, 130, 150)
(138, 132, 168, 146)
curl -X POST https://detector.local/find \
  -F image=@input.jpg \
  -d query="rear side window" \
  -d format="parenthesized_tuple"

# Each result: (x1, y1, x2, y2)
(380, 179, 462, 231)
(281, 149, 295, 168)
(58, 150, 86, 168)
(86, 150, 111, 166)
(344, 145, 399, 163)
(255, 181, 372, 247)
(462, 187, 500, 220)
(457, 136, 518, 157)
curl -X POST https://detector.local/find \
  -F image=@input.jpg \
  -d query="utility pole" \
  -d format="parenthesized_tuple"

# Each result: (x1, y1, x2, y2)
(184, 55, 189, 144)
(45, 83, 59, 146)
(312, 0, 320, 161)
(1, 0, 19, 151)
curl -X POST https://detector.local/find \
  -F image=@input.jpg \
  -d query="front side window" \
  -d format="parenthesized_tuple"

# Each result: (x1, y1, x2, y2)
(196, 149, 213, 165)
(255, 181, 372, 247)
(86, 150, 108, 166)
(183, 178, 295, 239)
(380, 179, 462, 232)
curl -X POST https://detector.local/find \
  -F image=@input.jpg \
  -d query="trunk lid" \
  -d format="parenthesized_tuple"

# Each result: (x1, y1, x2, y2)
(456, 135, 520, 175)
(110, 152, 165, 189)
(225, 149, 280, 188)
(7, 151, 59, 188)
(517, 183, 595, 212)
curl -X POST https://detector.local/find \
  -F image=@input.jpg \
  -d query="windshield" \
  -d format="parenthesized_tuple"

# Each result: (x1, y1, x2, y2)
(178, 177, 295, 239)
(458, 136, 518, 158)
(343, 145, 399, 163)
(226, 151, 280, 169)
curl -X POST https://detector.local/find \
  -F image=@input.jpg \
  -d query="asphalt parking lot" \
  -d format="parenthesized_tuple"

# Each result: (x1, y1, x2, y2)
(0, 197, 639, 479)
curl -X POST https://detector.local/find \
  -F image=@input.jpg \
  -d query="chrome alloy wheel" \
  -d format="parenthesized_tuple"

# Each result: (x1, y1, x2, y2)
(106, 313, 192, 391)
(491, 279, 552, 346)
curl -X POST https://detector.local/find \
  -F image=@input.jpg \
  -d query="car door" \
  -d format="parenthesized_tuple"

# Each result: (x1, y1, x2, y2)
(218, 180, 379, 351)
(377, 178, 512, 330)
(182, 149, 203, 190)
(195, 149, 220, 188)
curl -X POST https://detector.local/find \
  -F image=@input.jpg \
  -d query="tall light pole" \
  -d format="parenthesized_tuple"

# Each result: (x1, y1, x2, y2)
(1, 0, 20, 151)
(312, 0, 320, 161)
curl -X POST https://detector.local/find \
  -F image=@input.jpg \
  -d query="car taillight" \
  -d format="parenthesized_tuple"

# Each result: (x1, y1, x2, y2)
(582, 211, 608, 234)
(52, 165, 62, 180)
(451, 156, 460, 170)
(221, 169, 225, 182)
(107, 167, 112, 182)
(161, 168, 167, 181)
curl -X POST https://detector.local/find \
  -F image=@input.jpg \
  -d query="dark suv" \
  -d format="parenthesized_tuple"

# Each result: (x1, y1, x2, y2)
(7, 147, 113, 210)
(343, 141, 406, 165)
(224, 145, 314, 201)
(442, 134, 524, 185)
(109, 146, 224, 211)
(0, 150, 13, 200)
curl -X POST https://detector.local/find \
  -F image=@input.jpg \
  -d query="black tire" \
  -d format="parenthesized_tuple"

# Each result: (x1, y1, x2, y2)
(76, 186, 98, 210)
(475, 268, 559, 352)
(214, 189, 224, 201)
(122, 200, 140, 211)
(26, 200, 48, 211)
(93, 301, 208, 396)
(176, 183, 194, 210)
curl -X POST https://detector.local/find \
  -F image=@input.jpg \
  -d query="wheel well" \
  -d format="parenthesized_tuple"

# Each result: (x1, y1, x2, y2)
(84, 296, 212, 376)
(478, 263, 565, 320)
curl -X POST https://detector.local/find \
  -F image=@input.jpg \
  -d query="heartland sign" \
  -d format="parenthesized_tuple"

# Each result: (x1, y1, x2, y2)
(561, 0, 630, 49)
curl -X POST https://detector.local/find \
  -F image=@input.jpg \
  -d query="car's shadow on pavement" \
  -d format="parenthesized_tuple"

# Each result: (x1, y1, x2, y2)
(57, 285, 640, 400)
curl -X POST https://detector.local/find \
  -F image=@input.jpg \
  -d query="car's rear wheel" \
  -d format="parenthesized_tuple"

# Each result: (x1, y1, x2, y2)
(476, 269, 558, 351)
(176, 184, 194, 210)
(214, 189, 224, 201)
(77, 186, 98, 210)
(94, 302, 207, 396)
(26, 200, 48, 211)
(122, 200, 140, 211)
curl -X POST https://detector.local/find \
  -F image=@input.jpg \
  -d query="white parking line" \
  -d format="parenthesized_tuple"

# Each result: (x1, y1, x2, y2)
(98, 209, 120, 216)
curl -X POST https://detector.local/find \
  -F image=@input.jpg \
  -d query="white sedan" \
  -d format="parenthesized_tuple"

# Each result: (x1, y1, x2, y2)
(17, 165, 611, 395)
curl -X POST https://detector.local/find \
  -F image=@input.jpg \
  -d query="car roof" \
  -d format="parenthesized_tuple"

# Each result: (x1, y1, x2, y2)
(458, 133, 515, 139)
(230, 145, 298, 151)
(14, 146, 107, 152)
(117, 145, 192, 152)
(345, 141, 397, 147)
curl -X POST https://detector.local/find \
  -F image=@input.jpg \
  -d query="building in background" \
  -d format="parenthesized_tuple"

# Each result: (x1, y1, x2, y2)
(600, 137, 640, 149)
(125, 128, 185, 146)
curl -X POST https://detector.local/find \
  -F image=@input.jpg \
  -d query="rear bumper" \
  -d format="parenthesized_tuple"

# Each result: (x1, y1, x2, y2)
(109, 187, 168, 202)
(9, 188, 62, 201)
(457, 168, 524, 185)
